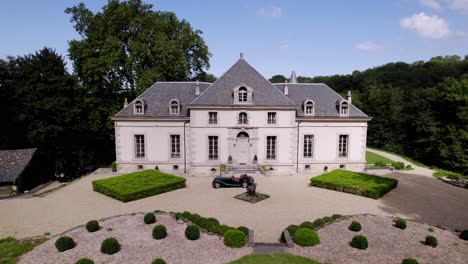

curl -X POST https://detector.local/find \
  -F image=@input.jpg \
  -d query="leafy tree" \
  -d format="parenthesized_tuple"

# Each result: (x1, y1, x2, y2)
(269, 74, 287, 83)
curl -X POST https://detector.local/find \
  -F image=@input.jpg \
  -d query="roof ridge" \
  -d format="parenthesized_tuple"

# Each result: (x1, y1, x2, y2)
(318, 83, 368, 117)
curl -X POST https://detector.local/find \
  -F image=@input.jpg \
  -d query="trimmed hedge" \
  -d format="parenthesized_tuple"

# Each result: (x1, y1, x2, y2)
(300, 221, 315, 230)
(85, 220, 99, 233)
(219, 224, 232, 235)
(402, 259, 419, 264)
(312, 218, 325, 228)
(293, 228, 320, 247)
(151, 259, 166, 264)
(349, 221, 362, 232)
(55, 236, 75, 252)
(100, 237, 120, 254)
(224, 229, 247, 248)
(92, 170, 186, 202)
(331, 214, 342, 220)
(237, 226, 249, 236)
(75, 258, 94, 264)
(395, 218, 407, 230)
(460, 230, 468, 241)
(185, 225, 200, 240)
(322, 216, 333, 224)
(392, 162, 405, 170)
(425, 235, 438, 247)
(351, 235, 368, 250)
(153, 225, 167, 239)
(177, 211, 236, 236)
(144, 213, 156, 224)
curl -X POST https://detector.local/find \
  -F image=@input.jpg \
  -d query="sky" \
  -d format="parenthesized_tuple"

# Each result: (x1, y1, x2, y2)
(1, 0, 468, 78)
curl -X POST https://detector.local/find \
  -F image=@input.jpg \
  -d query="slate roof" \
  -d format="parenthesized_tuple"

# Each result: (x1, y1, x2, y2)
(0, 148, 37, 183)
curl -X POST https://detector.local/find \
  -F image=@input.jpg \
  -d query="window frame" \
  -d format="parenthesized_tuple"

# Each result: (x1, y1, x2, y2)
(134, 100, 144, 115)
(208, 112, 218, 124)
(238, 87, 248, 102)
(267, 112, 277, 124)
(169, 100, 180, 115)
(266, 136, 277, 160)
(338, 134, 349, 158)
(238, 112, 248, 124)
(170, 134, 181, 158)
(304, 100, 315, 116)
(134, 134, 145, 159)
(208, 136, 219, 160)
(339, 102, 349, 116)
(303, 134, 314, 158)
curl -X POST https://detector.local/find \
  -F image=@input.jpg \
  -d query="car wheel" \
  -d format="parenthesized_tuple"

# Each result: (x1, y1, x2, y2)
(214, 182, 221, 189)
(241, 182, 248, 188)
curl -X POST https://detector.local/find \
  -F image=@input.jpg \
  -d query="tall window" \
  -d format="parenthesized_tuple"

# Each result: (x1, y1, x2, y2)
(135, 101, 143, 114)
(170, 135, 180, 158)
(170, 100, 180, 114)
(239, 87, 247, 102)
(267, 112, 277, 124)
(266, 136, 277, 160)
(135, 135, 145, 158)
(208, 136, 218, 160)
(304, 135, 314, 158)
(305, 101, 314, 115)
(238, 112, 248, 124)
(208, 112, 218, 124)
(338, 135, 349, 157)
(340, 102, 348, 116)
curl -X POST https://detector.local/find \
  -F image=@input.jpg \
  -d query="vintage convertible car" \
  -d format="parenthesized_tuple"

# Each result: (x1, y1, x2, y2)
(212, 174, 254, 189)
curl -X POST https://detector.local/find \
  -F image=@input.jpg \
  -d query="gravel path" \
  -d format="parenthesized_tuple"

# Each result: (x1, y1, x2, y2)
(366, 148, 435, 177)
(288, 214, 468, 264)
(19, 213, 252, 264)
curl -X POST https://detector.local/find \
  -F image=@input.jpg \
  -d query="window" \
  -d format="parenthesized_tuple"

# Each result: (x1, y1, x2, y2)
(304, 135, 314, 158)
(304, 101, 314, 115)
(134, 100, 143, 114)
(266, 136, 277, 160)
(338, 135, 349, 157)
(135, 135, 145, 158)
(267, 112, 277, 124)
(208, 136, 218, 160)
(170, 100, 180, 115)
(238, 112, 248, 124)
(173, 165, 179, 170)
(170, 135, 180, 158)
(239, 87, 247, 102)
(340, 102, 349, 116)
(208, 112, 218, 124)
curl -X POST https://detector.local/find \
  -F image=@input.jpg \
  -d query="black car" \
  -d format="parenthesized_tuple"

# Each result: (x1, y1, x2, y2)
(212, 174, 254, 189)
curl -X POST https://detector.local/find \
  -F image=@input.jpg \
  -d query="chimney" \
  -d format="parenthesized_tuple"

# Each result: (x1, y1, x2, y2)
(284, 80, 289, 95)
(195, 80, 200, 96)
(123, 98, 128, 108)
(347, 90, 352, 104)
(290, 70, 297, 83)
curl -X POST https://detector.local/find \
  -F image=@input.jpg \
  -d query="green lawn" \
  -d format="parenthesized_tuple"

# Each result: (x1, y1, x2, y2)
(229, 254, 320, 264)
(310, 169, 398, 199)
(92, 170, 186, 202)
(0, 237, 44, 264)
(365, 151, 394, 165)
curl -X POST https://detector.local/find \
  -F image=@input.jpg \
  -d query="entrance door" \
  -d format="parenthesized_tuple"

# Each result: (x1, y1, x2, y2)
(235, 132, 250, 164)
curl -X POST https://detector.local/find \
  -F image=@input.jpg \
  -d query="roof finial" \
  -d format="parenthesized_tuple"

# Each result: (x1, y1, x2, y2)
(240, 52, 244, 59)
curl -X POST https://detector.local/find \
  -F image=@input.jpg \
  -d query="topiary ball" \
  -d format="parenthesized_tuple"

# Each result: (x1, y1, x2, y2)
(206, 217, 220, 225)
(351, 235, 368, 250)
(459, 230, 468, 241)
(237, 226, 249, 236)
(331, 214, 343, 220)
(55, 236, 75, 252)
(75, 258, 94, 264)
(144, 213, 156, 224)
(293, 228, 321, 247)
(349, 221, 362, 232)
(219, 225, 232, 235)
(151, 259, 166, 264)
(395, 218, 407, 230)
(152, 225, 167, 239)
(402, 258, 419, 264)
(312, 218, 325, 228)
(425, 235, 438, 247)
(300, 221, 315, 230)
(322, 216, 333, 223)
(100, 237, 120, 254)
(85, 220, 99, 233)
(185, 224, 200, 240)
(223, 229, 247, 248)
(286, 225, 300, 237)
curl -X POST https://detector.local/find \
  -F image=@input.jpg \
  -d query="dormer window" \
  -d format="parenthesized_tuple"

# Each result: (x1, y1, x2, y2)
(304, 100, 315, 116)
(169, 100, 180, 115)
(238, 112, 248, 124)
(340, 102, 349, 116)
(239, 87, 247, 102)
(233, 85, 253, 104)
(134, 100, 144, 115)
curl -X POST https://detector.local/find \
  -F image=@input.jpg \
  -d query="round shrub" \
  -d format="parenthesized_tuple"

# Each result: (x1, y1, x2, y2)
(322, 216, 333, 223)
(185, 225, 200, 240)
(189, 213, 201, 224)
(100, 237, 120, 254)
(223, 229, 247, 248)
(219, 224, 232, 235)
(293, 228, 320, 247)
(392, 162, 405, 170)
(237, 226, 249, 236)
(144, 213, 156, 224)
(85, 220, 99, 233)
(181, 211, 191, 219)
(402, 258, 419, 264)
(351, 235, 368, 250)
(349, 221, 362, 232)
(395, 218, 407, 230)
(75, 258, 94, 264)
(286, 225, 300, 236)
(300, 221, 315, 230)
(425, 235, 438, 247)
(374, 161, 387, 167)
(174, 212, 182, 220)
(206, 217, 220, 225)
(312, 218, 325, 228)
(460, 230, 468, 241)
(151, 259, 166, 264)
(55, 236, 75, 252)
(152, 225, 167, 239)
(204, 221, 220, 234)
(331, 214, 343, 220)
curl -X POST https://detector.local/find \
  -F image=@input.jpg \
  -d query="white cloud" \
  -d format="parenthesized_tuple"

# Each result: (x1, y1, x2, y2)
(448, 0, 468, 11)
(257, 6, 282, 17)
(279, 43, 289, 49)
(420, 0, 442, 10)
(400, 12, 450, 38)
(355, 41, 384, 51)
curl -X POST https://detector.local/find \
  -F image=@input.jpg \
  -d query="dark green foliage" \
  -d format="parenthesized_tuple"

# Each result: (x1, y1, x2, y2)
(75, 258, 94, 264)
(100, 237, 120, 254)
(203, 221, 220, 234)
(374, 161, 387, 167)
(322, 216, 333, 223)
(460, 230, 468, 240)
(293, 228, 321, 247)
(219, 225, 232, 235)
(185, 225, 200, 240)
(237, 226, 249, 236)
(402, 259, 419, 264)
(312, 219, 325, 228)
(55, 236, 75, 252)
(152, 225, 167, 239)
(331, 214, 343, 220)
(144, 213, 156, 224)
(206, 217, 220, 225)
(85, 220, 99, 232)
(181, 211, 192, 219)
(351, 235, 368, 250)
(151, 259, 166, 264)
(174, 212, 182, 220)
(223, 229, 247, 248)
(349, 221, 362, 232)
(300, 221, 315, 230)
(395, 218, 407, 230)
(425, 235, 438, 247)
(392, 162, 405, 170)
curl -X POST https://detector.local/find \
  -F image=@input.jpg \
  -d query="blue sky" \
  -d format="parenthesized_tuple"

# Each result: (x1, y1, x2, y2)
(1, 0, 468, 78)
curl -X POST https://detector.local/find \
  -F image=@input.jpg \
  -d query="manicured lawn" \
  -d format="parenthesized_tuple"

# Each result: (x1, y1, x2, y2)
(0, 237, 44, 264)
(366, 151, 394, 165)
(310, 169, 398, 199)
(229, 253, 320, 264)
(92, 170, 186, 202)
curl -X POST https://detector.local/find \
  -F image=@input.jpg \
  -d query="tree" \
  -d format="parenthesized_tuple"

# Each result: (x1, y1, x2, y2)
(269, 74, 286, 83)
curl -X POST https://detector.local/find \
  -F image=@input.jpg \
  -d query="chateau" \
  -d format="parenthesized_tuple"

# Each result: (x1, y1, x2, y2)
(113, 56, 370, 175)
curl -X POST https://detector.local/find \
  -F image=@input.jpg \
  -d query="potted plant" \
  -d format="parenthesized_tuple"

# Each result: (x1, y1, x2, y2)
(228, 155, 233, 164)
(111, 162, 117, 172)
(253, 155, 258, 164)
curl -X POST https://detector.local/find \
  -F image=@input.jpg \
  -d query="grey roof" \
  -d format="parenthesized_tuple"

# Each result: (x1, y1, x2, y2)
(273, 83, 368, 118)
(115, 82, 211, 118)
(0, 148, 37, 182)
(190, 58, 296, 107)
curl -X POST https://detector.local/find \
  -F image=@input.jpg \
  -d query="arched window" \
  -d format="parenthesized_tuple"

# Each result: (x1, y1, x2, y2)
(238, 87, 247, 102)
(169, 100, 180, 115)
(237, 131, 249, 138)
(238, 112, 248, 124)
(134, 100, 144, 115)
(340, 102, 349, 116)
(304, 100, 314, 116)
